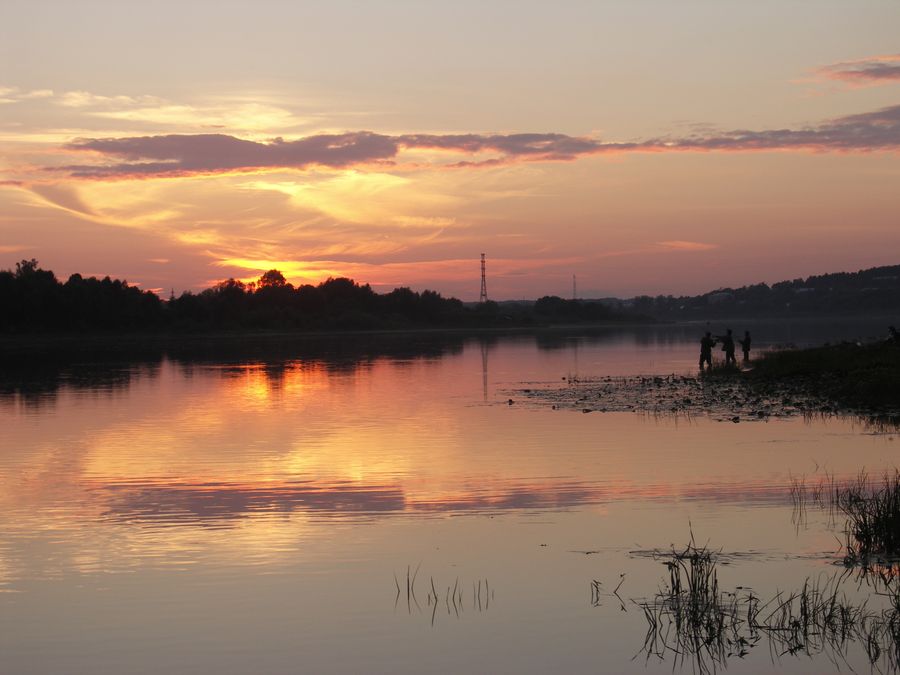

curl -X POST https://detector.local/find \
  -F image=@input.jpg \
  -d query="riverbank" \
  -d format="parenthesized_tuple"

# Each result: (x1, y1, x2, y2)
(745, 339, 900, 410)
(516, 339, 900, 424)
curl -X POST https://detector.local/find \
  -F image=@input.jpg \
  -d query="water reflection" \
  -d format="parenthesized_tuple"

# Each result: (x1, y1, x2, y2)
(101, 481, 408, 526)
(1, 322, 898, 674)
(94, 479, 812, 528)
(3, 318, 889, 408)
(0, 360, 161, 411)
(0, 332, 471, 410)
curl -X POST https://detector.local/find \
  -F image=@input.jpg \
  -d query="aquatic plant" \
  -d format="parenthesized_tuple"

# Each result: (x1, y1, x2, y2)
(791, 469, 900, 564)
(394, 565, 493, 626)
(634, 540, 900, 673)
(835, 471, 900, 565)
(635, 541, 759, 673)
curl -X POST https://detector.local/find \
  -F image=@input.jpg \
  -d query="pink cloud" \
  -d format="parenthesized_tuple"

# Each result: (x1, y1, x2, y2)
(657, 241, 718, 252)
(814, 54, 900, 86)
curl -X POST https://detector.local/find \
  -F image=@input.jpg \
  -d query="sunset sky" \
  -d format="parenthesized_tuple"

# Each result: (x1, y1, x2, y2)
(1, 1, 899, 300)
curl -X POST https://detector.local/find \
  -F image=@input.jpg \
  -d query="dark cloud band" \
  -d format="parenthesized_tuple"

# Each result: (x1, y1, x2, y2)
(60, 104, 900, 178)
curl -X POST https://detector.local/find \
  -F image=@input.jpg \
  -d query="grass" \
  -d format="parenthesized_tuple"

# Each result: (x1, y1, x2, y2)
(789, 470, 900, 565)
(748, 340, 900, 411)
(836, 472, 900, 566)
(636, 541, 758, 673)
(636, 538, 900, 673)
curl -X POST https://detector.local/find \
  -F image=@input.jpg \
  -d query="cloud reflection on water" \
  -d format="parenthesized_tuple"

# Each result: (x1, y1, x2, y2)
(92, 477, 804, 529)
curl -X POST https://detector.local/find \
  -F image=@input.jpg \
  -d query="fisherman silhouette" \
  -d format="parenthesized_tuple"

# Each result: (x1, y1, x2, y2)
(699, 331, 716, 370)
(739, 330, 752, 361)
(719, 329, 737, 366)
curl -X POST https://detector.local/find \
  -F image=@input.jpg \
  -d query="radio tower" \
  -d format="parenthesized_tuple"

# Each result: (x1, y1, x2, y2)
(479, 253, 488, 303)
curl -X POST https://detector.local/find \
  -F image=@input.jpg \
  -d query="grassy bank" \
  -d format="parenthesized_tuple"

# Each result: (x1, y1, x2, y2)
(747, 340, 900, 410)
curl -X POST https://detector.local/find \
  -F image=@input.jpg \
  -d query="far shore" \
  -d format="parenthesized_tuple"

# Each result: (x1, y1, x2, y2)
(1, 313, 896, 358)
(0, 320, 655, 358)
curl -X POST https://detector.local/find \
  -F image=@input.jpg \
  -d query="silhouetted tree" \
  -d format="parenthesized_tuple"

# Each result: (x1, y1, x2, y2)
(258, 269, 288, 288)
(0, 261, 643, 333)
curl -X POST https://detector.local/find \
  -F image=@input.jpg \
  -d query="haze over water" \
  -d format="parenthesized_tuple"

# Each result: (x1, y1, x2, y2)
(1, 321, 896, 674)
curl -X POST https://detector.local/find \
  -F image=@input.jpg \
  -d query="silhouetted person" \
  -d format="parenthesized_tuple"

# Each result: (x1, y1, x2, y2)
(890, 326, 900, 344)
(719, 329, 736, 366)
(699, 331, 716, 370)
(739, 331, 752, 361)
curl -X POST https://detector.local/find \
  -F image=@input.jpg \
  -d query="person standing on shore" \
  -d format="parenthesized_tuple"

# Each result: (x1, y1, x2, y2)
(739, 331, 752, 362)
(699, 331, 716, 370)
(720, 329, 737, 366)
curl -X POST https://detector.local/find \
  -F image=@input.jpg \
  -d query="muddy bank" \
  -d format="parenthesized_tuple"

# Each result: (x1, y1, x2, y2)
(514, 371, 898, 426)
(513, 340, 900, 424)
(514, 373, 838, 422)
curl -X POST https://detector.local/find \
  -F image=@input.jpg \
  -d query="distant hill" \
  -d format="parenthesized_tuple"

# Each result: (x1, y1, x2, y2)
(618, 264, 900, 320)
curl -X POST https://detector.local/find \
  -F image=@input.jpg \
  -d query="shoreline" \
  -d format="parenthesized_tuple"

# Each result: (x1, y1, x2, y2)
(516, 340, 900, 425)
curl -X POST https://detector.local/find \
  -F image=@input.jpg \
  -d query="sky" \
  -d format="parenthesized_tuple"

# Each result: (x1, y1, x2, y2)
(1, 0, 899, 300)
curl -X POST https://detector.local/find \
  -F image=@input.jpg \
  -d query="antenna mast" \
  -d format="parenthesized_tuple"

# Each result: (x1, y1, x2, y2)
(479, 253, 488, 303)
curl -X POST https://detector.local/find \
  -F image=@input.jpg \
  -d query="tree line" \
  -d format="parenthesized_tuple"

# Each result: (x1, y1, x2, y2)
(0, 259, 630, 333)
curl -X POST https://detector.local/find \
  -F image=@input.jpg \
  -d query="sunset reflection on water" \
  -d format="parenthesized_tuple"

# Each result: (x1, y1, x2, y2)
(0, 327, 896, 674)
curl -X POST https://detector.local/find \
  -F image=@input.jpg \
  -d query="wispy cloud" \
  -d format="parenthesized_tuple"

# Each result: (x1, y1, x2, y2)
(0, 86, 315, 141)
(0, 244, 30, 254)
(54, 103, 900, 180)
(814, 54, 900, 86)
(657, 240, 718, 252)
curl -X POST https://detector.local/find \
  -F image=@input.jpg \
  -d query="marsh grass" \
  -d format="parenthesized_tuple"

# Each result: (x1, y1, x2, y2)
(836, 472, 900, 565)
(636, 540, 900, 673)
(750, 341, 900, 410)
(789, 470, 900, 565)
(636, 541, 760, 673)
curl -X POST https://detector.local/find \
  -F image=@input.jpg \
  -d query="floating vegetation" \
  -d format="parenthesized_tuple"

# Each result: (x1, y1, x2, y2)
(394, 564, 494, 626)
(515, 373, 844, 423)
(514, 366, 900, 428)
(633, 540, 900, 673)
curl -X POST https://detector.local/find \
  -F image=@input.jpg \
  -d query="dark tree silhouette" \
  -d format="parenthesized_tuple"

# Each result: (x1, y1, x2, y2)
(258, 269, 288, 288)
(0, 260, 640, 334)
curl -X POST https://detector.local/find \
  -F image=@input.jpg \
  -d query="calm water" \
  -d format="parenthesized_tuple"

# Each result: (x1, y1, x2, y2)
(1, 321, 896, 674)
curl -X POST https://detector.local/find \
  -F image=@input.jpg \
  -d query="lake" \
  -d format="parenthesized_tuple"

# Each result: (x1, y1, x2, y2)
(1, 319, 897, 674)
